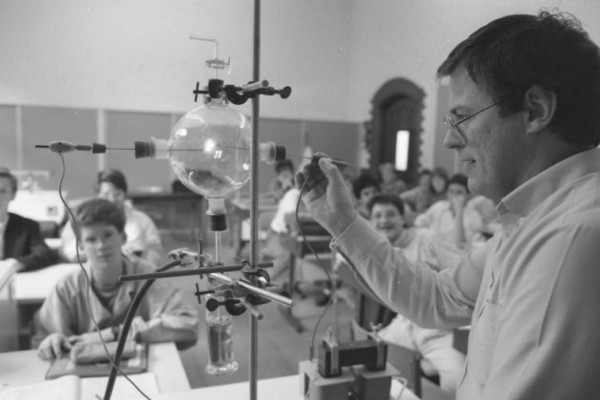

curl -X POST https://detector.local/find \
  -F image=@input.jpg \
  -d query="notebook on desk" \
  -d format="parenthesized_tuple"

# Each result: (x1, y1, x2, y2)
(45, 341, 148, 380)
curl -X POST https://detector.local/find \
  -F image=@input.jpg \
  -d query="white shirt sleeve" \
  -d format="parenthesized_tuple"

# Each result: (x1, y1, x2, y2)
(332, 215, 482, 329)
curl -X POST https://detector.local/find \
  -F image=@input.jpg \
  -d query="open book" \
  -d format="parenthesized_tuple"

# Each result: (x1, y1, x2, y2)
(45, 341, 147, 380)
(0, 371, 159, 400)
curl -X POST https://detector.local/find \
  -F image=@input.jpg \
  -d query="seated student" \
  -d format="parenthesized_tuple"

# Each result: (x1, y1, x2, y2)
(468, 194, 500, 238)
(400, 169, 432, 215)
(401, 167, 449, 226)
(59, 169, 163, 267)
(360, 194, 465, 394)
(415, 173, 484, 249)
(36, 198, 198, 360)
(378, 162, 407, 196)
(352, 172, 380, 219)
(259, 183, 301, 285)
(0, 167, 57, 271)
(266, 159, 296, 203)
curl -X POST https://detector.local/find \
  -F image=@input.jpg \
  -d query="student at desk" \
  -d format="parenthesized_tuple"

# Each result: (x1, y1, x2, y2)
(267, 159, 296, 202)
(59, 169, 163, 267)
(36, 198, 198, 360)
(354, 194, 465, 394)
(0, 167, 57, 272)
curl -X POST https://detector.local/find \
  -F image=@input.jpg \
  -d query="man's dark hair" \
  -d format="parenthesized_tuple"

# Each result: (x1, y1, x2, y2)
(97, 168, 128, 193)
(437, 11, 600, 147)
(352, 172, 380, 199)
(0, 167, 18, 194)
(275, 159, 294, 175)
(448, 173, 469, 193)
(72, 198, 126, 236)
(368, 194, 405, 216)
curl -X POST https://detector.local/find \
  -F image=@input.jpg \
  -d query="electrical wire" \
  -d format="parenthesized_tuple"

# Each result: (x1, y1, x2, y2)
(295, 174, 337, 360)
(55, 153, 151, 399)
(393, 376, 408, 400)
(103, 259, 181, 400)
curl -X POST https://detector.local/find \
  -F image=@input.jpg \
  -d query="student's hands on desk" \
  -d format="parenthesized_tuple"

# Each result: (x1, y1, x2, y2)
(38, 329, 115, 361)
(37, 333, 74, 360)
(295, 154, 358, 237)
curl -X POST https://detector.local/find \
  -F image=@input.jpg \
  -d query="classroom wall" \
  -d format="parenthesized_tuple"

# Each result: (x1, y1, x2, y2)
(0, 104, 360, 199)
(346, 0, 600, 169)
(0, 0, 598, 191)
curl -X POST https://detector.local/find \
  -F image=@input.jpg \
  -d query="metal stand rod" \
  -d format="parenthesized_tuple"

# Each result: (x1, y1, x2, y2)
(119, 265, 243, 282)
(249, 1, 261, 399)
(279, 252, 305, 332)
(210, 272, 294, 307)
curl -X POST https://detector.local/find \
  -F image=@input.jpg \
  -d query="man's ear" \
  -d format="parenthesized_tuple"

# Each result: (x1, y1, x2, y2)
(523, 84, 557, 134)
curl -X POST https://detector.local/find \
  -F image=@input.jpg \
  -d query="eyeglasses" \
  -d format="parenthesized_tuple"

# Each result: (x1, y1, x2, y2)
(443, 101, 499, 137)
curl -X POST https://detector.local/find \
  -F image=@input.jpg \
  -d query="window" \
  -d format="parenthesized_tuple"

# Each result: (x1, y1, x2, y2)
(395, 130, 409, 171)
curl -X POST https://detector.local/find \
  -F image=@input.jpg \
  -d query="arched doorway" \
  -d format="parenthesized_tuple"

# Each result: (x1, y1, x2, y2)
(366, 78, 425, 185)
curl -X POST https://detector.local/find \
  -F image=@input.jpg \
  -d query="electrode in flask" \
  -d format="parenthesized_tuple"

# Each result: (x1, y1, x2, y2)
(169, 92, 252, 199)
(135, 99, 285, 200)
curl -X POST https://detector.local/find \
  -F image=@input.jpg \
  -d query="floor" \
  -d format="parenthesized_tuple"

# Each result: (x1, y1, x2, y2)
(161, 232, 355, 389)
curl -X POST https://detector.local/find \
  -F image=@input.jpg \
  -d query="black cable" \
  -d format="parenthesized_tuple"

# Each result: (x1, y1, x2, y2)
(55, 153, 151, 399)
(295, 175, 336, 360)
(103, 259, 181, 400)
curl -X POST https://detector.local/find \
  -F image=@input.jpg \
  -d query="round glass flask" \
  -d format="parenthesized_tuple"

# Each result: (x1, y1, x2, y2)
(168, 95, 252, 199)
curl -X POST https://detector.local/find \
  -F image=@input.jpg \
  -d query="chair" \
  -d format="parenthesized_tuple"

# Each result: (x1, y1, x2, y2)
(279, 213, 332, 333)
(338, 258, 425, 397)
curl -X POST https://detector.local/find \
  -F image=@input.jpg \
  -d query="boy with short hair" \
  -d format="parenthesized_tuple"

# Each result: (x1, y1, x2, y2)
(415, 173, 484, 249)
(352, 173, 380, 219)
(37, 198, 198, 360)
(365, 194, 465, 394)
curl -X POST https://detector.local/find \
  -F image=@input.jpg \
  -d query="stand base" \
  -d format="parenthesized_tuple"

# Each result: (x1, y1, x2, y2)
(206, 360, 239, 376)
(299, 360, 398, 400)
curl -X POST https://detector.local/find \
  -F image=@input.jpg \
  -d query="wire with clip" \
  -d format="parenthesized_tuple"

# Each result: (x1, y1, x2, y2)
(54, 153, 153, 400)
(294, 155, 342, 361)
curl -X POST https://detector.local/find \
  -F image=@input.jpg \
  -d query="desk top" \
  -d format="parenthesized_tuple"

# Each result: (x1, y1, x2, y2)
(0, 259, 17, 291)
(130, 192, 203, 200)
(9, 190, 65, 224)
(14, 263, 80, 304)
(230, 196, 279, 212)
(0, 342, 189, 394)
(152, 374, 424, 400)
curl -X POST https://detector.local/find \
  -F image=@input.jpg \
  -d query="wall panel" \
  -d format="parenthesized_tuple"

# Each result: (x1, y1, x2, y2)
(0, 106, 17, 169)
(105, 111, 175, 193)
(21, 106, 97, 199)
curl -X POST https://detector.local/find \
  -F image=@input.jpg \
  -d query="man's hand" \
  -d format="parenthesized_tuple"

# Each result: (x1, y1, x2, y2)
(295, 154, 358, 237)
(37, 333, 72, 360)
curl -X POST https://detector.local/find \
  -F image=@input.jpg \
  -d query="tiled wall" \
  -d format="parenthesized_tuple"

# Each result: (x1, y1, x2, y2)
(0, 104, 361, 200)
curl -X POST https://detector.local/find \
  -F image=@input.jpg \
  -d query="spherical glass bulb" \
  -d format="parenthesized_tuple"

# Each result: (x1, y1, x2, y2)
(168, 97, 252, 199)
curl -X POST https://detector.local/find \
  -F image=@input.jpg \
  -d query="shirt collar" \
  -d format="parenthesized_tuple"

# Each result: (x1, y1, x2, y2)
(497, 148, 600, 222)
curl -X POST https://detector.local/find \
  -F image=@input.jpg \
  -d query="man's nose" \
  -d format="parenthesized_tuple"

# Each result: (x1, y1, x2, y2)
(443, 128, 465, 149)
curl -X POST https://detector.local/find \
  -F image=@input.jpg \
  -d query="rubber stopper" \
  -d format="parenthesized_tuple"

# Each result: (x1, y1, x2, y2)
(209, 213, 227, 232)
(134, 141, 155, 159)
